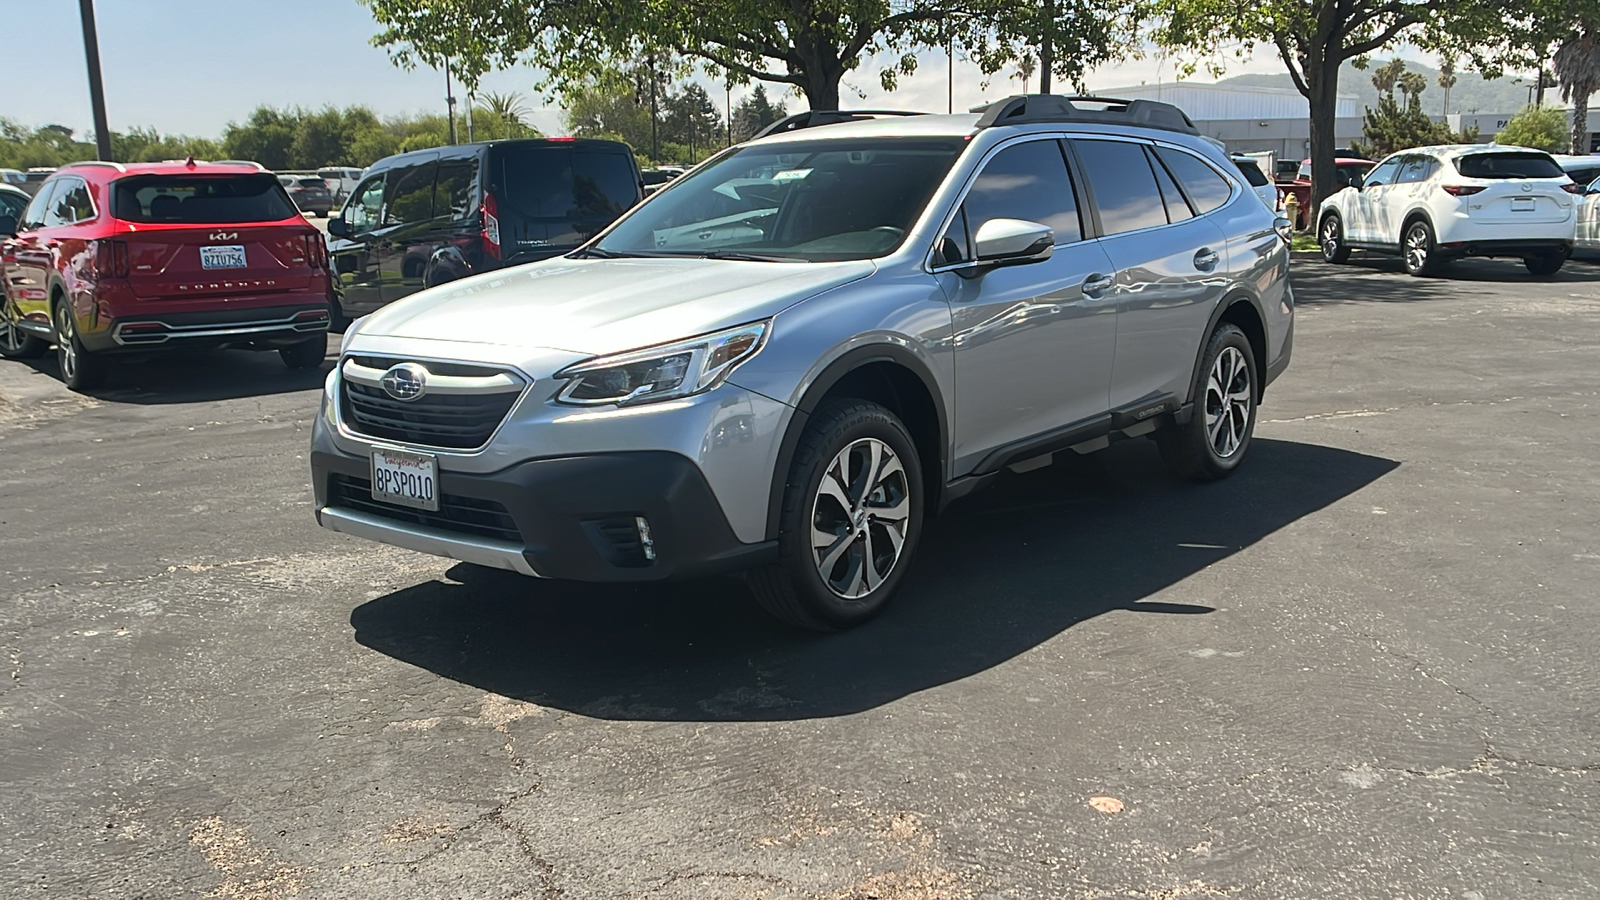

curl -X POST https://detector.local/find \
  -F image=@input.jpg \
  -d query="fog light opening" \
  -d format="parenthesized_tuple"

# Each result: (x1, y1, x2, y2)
(634, 516, 656, 562)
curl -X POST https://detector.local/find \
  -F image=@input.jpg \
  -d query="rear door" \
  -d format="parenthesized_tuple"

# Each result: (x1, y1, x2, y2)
(487, 141, 641, 263)
(375, 155, 439, 305)
(5, 179, 62, 328)
(107, 173, 315, 306)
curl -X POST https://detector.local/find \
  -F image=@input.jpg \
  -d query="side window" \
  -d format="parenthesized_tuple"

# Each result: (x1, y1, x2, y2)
(962, 139, 1082, 244)
(1364, 158, 1402, 187)
(1146, 148, 1194, 223)
(1396, 156, 1430, 184)
(1154, 147, 1233, 214)
(0, 192, 24, 220)
(383, 163, 438, 226)
(1072, 139, 1167, 235)
(18, 182, 57, 231)
(345, 176, 385, 232)
(44, 178, 94, 227)
(935, 206, 972, 266)
(433, 157, 480, 220)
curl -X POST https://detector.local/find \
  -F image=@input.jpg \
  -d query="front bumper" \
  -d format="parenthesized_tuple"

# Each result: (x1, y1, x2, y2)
(311, 445, 777, 582)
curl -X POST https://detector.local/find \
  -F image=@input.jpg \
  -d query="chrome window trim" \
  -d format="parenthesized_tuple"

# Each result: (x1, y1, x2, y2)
(923, 132, 1086, 274)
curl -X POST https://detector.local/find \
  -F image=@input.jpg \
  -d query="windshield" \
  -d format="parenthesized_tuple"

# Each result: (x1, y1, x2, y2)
(1455, 152, 1564, 179)
(112, 174, 298, 223)
(594, 138, 966, 262)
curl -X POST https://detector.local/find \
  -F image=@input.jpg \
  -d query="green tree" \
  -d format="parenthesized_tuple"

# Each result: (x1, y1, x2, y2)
(661, 83, 722, 160)
(1553, 28, 1600, 153)
(1495, 103, 1570, 151)
(222, 107, 300, 170)
(564, 67, 656, 151)
(476, 91, 540, 139)
(1156, 0, 1515, 213)
(730, 84, 787, 141)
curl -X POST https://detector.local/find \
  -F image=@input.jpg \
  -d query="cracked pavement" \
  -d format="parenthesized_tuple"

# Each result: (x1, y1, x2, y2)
(1, 256, 1597, 898)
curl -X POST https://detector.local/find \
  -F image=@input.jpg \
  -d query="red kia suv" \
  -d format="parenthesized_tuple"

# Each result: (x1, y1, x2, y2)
(0, 159, 331, 390)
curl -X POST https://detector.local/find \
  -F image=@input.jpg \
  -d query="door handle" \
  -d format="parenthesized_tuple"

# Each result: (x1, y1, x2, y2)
(1193, 248, 1220, 271)
(1082, 273, 1115, 296)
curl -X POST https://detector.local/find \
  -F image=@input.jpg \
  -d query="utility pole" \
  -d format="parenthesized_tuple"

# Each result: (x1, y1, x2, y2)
(445, 60, 458, 144)
(947, 31, 954, 113)
(726, 78, 732, 147)
(465, 90, 475, 142)
(648, 55, 660, 162)
(78, 0, 113, 161)
(1038, 0, 1055, 94)
(1536, 69, 1549, 106)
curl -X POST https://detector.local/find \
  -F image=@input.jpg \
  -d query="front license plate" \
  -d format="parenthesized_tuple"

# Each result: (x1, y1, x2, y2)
(1512, 197, 1536, 212)
(371, 447, 438, 512)
(200, 244, 247, 269)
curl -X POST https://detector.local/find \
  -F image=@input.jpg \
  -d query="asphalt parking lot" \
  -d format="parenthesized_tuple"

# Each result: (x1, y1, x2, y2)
(2, 256, 1597, 899)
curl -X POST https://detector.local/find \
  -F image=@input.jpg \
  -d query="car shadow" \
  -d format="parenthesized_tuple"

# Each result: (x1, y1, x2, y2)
(1302, 253, 1600, 286)
(350, 438, 1399, 722)
(9, 336, 332, 404)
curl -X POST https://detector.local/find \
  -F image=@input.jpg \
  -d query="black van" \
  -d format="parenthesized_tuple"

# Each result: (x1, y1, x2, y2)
(325, 138, 643, 325)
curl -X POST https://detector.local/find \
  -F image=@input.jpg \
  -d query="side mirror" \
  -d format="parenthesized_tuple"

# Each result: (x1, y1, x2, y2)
(0, 214, 16, 237)
(326, 216, 350, 239)
(973, 218, 1054, 268)
(1348, 173, 1365, 190)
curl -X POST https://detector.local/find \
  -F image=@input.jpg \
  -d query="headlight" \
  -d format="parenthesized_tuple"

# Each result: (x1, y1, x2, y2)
(555, 321, 769, 406)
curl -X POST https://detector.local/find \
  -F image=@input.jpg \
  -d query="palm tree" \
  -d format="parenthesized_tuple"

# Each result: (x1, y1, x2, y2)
(479, 91, 536, 139)
(1554, 29, 1600, 154)
(1371, 58, 1408, 99)
(1438, 57, 1458, 116)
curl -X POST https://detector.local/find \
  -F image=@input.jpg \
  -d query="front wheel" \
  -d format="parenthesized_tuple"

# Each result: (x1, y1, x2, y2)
(53, 300, 108, 391)
(1158, 323, 1258, 481)
(279, 336, 328, 369)
(0, 299, 48, 359)
(747, 400, 924, 631)
(1320, 213, 1351, 264)
(1402, 220, 1442, 277)
(1525, 251, 1565, 277)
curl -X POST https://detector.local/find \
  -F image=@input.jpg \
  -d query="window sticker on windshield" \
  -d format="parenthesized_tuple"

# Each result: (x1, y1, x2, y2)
(772, 169, 812, 182)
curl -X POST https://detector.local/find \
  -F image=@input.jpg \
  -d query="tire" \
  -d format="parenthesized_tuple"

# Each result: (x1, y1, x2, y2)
(279, 335, 327, 369)
(747, 400, 925, 631)
(328, 297, 352, 334)
(1158, 323, 1258, 482)
(1319, 212, 1351, 264)
(0, 298, 47, 359)
(1402, 219, 1442, 277)
(1525, 251, 1565, 277)
(53, 299, 108, 391)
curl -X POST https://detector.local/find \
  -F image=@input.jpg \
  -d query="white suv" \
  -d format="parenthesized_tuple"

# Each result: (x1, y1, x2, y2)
(1317, 144, 1579, 277)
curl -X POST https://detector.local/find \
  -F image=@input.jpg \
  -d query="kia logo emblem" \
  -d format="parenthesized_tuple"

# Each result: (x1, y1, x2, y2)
(380, 363, 429, 401)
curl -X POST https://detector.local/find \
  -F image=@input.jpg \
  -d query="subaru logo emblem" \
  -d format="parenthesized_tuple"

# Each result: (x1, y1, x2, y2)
(380, 363, 429, 401)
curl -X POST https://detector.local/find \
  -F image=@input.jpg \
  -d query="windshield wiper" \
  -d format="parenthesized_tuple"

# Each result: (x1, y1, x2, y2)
(570, 246, 652, 259)
(698, 250, 806, 263)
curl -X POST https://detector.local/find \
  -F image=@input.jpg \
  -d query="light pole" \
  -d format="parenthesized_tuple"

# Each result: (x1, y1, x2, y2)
(78, 0, 113, 161)
(445, 60, 458, 144)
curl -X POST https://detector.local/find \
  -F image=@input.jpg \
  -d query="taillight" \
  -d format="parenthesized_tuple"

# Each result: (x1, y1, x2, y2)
(94, 240, 130, 278)
(481, 191, 502, 261)
(303, 234, 327, 270)
(1442, 185, 1486, 197)
(1562, 182, 1586, 194)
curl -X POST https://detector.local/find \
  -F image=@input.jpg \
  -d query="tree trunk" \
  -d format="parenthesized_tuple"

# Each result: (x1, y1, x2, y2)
(1306, 52, 1342, 226)
(1039, 0, 1055, 93)
(1575, 93, 1590, 154)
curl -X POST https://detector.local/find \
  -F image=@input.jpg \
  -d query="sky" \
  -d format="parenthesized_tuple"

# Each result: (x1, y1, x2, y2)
(10, 0, 1450, 141)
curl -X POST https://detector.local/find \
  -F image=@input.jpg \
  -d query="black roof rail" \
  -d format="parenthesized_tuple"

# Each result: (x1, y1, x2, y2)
(971, 94, 1198, 136)
(752, 109, 927, 139)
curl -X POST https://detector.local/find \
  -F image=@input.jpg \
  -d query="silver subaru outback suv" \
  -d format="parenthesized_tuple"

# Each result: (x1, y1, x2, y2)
(310, 95, 1295, 631)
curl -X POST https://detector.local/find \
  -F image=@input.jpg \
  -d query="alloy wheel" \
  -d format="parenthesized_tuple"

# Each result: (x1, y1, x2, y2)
(810, 437, 912, 600)
(55, 303, 77, 382)
(1321, 217, 1340, 257)
(0, 300, 25, 354)
(1204, 346, 1252, 459)
(1405, 224, 1430, 273)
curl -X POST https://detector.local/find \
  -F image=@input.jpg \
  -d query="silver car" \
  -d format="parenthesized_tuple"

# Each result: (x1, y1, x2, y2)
(310, 95, 1295, 631)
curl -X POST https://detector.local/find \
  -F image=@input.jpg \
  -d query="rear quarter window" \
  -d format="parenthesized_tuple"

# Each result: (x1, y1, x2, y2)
(1155, 147, 1234, 214)
(1455, 152, 1564, 179)
(114, 174, 299, 223)
(1232, 160, 1269, 187)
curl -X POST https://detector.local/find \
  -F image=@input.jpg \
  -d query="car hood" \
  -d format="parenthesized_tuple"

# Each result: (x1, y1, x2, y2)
(354, 256, 876, 357)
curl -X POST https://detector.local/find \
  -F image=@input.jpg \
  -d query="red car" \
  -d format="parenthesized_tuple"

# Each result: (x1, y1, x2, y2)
(0, 159, 331, 390)
(1279, 156, 1376, 228)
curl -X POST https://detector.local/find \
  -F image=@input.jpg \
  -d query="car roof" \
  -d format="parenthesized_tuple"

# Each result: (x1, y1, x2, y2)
(0, 183, 28, 200)
(1399, 143, 1555, 159)
(748, 110, 1225, 156)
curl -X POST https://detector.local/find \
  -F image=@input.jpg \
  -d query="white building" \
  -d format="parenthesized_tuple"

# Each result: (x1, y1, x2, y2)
(1100, 83, 1364, 160)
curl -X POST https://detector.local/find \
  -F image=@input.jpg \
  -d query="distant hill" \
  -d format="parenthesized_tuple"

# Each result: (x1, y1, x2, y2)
(1219, 62, 1539, 116)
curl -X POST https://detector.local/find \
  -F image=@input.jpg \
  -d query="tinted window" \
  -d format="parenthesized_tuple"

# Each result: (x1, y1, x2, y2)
(1396, 156, 1432, 184)
(18, 181, 56, 230)
(964, 140, 1082, 242)
(1155, 147, 1233, 214)
(0, 190, 27, 220)
(595, 138, 963, 262)
(111, 174, 297, 223)
(44, 177, 93, 227)
(1232, 159, 1270, 187)
(345, 176, 385, 232)
(1363, 158, 1403, 187)
(1566, 165, 1600, 186)
(1073, 139, 1167, 235)
(296, 177, 325, 188)
(433, 157, 480, 219)
(383, 163, 437, 226)
(1455, 152, 1564, 179)
(1150, 149, 1194, 222)
(494, 145, 640, 246)
(936, 206, 971, 266)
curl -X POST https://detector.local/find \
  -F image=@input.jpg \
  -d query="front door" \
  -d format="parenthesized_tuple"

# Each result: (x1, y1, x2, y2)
(375, 156, 440, 305)
(934, 138, 1118, 474)
(1349, 156, 1404, 244)
(329, 174, 386, 315)
(4, 180, 60, 331)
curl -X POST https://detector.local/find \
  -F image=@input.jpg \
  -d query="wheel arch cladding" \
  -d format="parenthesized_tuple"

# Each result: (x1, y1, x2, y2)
(764, 346, 947, 541)
(1401, 209, 1434, 242)
(1191, 296, 1267, 404)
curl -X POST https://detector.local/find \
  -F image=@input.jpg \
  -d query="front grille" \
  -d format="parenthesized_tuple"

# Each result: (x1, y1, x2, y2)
(329, 474, 521, 544)
(340, 356, 524, 450)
